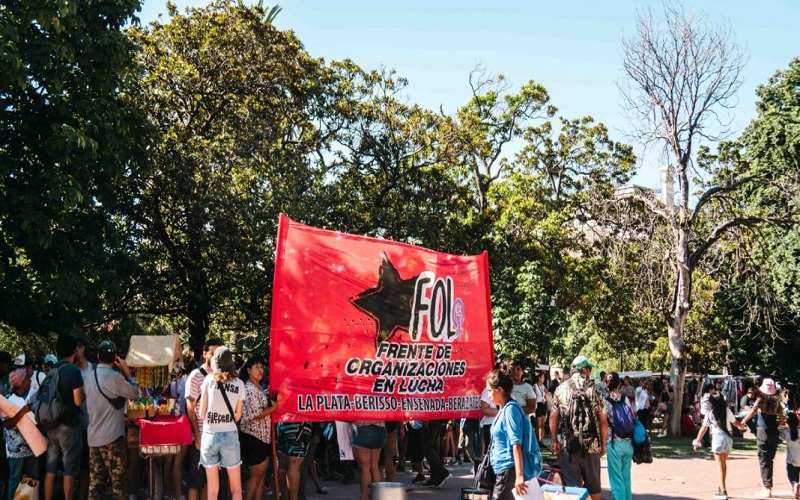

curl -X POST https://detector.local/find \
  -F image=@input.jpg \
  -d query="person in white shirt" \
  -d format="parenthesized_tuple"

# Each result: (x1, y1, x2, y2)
(3, 367, 39, 500)
(500, 359, 537, 415)
(199, 347, 245, 500)
(635, 380, 652, 431)
(693, 393, 747, 499)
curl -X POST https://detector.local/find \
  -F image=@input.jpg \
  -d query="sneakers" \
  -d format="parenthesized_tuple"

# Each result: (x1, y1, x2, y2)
(762, 487, 772, 498)
(421, 470, 451, 488)
(714, 488, 727, 499)
(316, 486, 328, 495)
(411, 474, 426, 484)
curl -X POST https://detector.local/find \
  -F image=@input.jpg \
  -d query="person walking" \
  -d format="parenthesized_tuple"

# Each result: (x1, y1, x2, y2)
(782, 392, 800, 499)
(740, 378, 785, 497)
(238, 356, 277, 500)
(692, 393, 746, 499)
(533, 371, 549, 446)
(83, 340, 139, 498)
(635, 379, 652, 433)
(604, 372, 635, 500)
(549, 356, 608, 500)
(486, 368, 543, 500)
(199, 347, 246, 500)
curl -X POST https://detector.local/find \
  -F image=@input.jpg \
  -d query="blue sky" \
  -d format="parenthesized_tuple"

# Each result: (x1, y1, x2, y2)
(137, 0, 800, 188)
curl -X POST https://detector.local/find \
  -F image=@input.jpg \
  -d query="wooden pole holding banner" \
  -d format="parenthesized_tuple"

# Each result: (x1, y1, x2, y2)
(271, 420, 280, 497)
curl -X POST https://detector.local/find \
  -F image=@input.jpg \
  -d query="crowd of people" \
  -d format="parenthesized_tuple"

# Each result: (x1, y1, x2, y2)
(1, 336, 798, 500)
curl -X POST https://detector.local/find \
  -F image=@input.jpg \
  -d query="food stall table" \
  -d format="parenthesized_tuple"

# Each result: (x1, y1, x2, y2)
(138, 415, 192, 499)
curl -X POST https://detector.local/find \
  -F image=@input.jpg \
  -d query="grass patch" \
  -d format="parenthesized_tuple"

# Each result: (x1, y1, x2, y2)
(647, 434, 759, 459)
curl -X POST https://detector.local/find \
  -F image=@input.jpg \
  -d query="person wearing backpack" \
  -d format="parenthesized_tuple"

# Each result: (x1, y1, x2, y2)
(39, 334, 85, 500)
(604, 372, 635, 500)
(83, 340, 139, 498)
(548, 356, 608, 500)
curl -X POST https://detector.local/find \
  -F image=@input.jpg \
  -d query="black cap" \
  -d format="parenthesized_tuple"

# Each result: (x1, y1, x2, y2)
(98, 340, 118, 363)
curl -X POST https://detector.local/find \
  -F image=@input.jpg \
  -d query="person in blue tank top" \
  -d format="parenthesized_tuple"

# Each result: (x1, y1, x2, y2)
(486, 368, 542, 499)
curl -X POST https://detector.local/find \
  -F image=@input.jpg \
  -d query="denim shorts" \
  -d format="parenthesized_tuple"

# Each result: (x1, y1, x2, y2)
(711, 431, 733, 454)
(200, 430, 241, 469)
(352, 424, 387, 450)
(46, 424, 82, 475)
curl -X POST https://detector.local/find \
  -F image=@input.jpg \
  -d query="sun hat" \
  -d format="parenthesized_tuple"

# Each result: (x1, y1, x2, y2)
(211, 346, 235, 374)
(571, 355, 596, 369)
(759, 378, 777, 396)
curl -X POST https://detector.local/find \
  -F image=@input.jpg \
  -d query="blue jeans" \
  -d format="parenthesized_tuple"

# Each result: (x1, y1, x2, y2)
(7, 455, 38, 500)
(607, 439, 634, 500)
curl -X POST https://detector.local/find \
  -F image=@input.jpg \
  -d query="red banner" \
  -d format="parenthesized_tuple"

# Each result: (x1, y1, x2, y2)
(269, 215, 494, 422)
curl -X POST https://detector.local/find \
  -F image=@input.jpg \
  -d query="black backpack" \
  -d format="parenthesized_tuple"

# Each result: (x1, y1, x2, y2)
(32, 365, 67, 431)
(562, 379, 600, 455)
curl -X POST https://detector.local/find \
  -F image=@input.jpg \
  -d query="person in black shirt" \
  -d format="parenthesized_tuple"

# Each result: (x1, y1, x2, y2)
(43, 335, 85, 500)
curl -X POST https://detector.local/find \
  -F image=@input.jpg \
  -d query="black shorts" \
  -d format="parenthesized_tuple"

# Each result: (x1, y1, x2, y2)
(186, 445, 207, 489)
(536, 402, 548, 418)
(240, 431, 271, 466)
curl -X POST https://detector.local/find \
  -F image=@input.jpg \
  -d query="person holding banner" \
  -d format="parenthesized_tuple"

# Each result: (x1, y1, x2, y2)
(486, 368, 543, 500)
(352, 421, 387, 500)
(238, 356, 277, 500)
(3, 366, 42, 500)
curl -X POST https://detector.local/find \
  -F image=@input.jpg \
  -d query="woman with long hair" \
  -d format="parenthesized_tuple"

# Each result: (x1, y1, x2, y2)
(692, 393, 746, 500)
(604, 372, 635, 500)
(741, 378, 786, 497)
(199, 347, 246, 500)
(533, 371, 549, 446)
(486, 368, 543, 500)
(238, 356, 278, 500)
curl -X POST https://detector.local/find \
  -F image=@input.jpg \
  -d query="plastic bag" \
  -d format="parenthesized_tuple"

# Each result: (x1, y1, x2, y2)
(14, 475, 39, 500)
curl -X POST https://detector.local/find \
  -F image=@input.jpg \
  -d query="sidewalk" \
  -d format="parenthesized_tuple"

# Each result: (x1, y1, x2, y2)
(310, 448, 791, 500)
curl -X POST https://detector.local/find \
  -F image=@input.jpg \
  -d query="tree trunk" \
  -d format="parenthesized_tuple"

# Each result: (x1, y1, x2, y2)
(668, 217, 692, 436)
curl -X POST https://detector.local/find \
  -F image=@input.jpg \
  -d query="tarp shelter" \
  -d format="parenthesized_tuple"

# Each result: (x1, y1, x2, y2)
(618, 371, 653, 379)
(125, 335, 184, 390)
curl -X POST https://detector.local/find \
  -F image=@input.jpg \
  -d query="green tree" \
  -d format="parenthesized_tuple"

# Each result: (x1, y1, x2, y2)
(0, 0, 149, 335)
(126, 1, 332, 359)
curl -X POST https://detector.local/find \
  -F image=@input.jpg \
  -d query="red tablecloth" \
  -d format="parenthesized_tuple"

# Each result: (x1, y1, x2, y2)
(138, 415, 193, 446)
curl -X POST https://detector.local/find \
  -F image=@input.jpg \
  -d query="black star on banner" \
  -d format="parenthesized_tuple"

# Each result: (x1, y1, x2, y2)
(350, 254, 419, 344)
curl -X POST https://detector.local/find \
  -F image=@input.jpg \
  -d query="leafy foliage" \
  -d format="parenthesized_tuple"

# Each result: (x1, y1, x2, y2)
(0, 0, 149, 335)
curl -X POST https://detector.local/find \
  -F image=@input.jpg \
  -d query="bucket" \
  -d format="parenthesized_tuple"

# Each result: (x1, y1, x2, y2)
(370, 482, 406, 500)
(461, 488, 491, 500)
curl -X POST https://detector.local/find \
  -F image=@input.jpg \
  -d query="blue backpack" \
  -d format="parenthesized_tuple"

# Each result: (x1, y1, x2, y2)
(610, 398, 634, 439)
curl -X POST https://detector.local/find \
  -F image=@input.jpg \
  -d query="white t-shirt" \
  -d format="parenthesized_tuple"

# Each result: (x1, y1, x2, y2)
(201, 376, 245, 433)
(511, 382, 535, 408)
(30, 370, 46, 392)
(480, 388, 499, 426)
(703, 407, 735, 436)
(636, 387, 650, 411)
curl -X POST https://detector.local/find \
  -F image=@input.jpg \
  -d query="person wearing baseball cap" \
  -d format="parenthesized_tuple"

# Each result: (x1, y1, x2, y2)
(83, 340, 139, 498)
(549, 355, 608, 500)
(741, 377, 785, 497)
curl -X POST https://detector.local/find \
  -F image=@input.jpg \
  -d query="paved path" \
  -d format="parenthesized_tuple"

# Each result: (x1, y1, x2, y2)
(308, 448, 792, 500)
